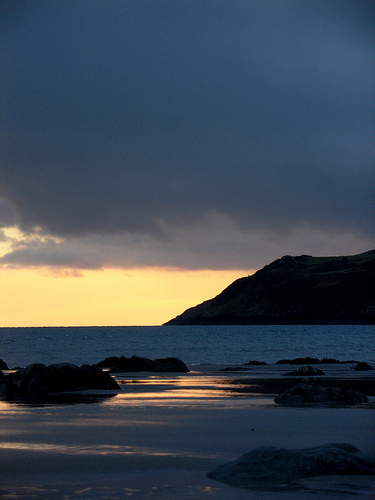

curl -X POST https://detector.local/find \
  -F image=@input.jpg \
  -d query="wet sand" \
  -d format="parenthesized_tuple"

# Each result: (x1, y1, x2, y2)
(0, 363, 374, 499)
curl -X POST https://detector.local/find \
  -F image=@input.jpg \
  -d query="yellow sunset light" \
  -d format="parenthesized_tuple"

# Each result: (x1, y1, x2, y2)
(0, 267, 254, 327)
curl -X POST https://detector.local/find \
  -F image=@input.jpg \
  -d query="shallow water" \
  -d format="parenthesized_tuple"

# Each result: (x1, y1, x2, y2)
(0, 386, 374, 500)
(0, 352, 374, 499)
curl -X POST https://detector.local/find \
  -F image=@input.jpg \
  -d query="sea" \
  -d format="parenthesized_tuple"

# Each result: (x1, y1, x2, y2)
(0, 324, 374, 369)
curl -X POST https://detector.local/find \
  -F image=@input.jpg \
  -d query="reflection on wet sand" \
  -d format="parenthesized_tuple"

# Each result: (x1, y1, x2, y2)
(0, 368, 374, 500)
(0, 441, 208, 458)
(111, 373, 269, 406)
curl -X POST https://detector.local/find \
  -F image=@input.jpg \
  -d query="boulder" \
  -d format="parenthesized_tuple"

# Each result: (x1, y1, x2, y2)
(153, 357, 189, 372)
(286, 365, 325, 376)
(274, 384, 368, 406)
(354, 362, 373, 371)
(0, 359, 8, 370)
(2, 363, 120, 399)
(207, 443, 375, 491)
(0, 371, 7, 397)
(96, 355, 189, 373)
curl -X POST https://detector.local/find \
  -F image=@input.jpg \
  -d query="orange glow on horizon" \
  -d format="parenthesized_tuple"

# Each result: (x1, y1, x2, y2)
(0, 267, 254, 327)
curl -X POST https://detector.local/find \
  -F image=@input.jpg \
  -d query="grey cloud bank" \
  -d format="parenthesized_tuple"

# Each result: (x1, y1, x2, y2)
(0, 1, 374, 270)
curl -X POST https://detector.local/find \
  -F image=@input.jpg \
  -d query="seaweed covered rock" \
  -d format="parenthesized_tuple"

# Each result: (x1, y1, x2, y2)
(220, 366, 251, 372)
(96, 355, 189, 373)
(207, 444, 374, 491)
(276, 357, 340, 365)
(354, 362, 373, 371)
(275, 384, 368, 406)
(2, 363, 120, 399)
(244, 360, 267, 366)
(0, 371, 7, 397)
(153, 357, 190, 372)
(97, 356, 156, 372)
(286, 365, 325, 376)
(0, 359, 8, 370)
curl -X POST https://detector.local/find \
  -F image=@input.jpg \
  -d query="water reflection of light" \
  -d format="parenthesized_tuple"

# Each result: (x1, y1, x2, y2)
(0, 374, 270, 410)
(117, 388, 226, 399)
(116, 375, 242, 400)
(0, 441, 210, 459)
(106, 374, 269, 408)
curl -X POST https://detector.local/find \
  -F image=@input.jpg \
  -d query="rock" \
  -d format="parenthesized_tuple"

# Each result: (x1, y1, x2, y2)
(0, 359, 8, 370)
(276, 357, 342, 365)
(2, 363, 120, 400)
(0, 371, 7, 397)
(96, 355, 189, 373)
(274, 384, 368, 406)
(286, 365, 325, 376)
(220, 366, 251, 372)
(244, 360, 267, 365)
(276, 357, 359, 365)
(96, 355, 156, 372)
(354, 361, 373, 371)
(276, 357, 321, 365)
(207, 443, 375, 491)
(153, 357, 189, 372)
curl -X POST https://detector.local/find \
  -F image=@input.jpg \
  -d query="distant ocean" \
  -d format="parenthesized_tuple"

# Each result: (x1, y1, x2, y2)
(0, 325, 374, 368)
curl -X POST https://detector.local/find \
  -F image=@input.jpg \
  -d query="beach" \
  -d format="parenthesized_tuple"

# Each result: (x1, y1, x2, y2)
(0, 363, 374, 499)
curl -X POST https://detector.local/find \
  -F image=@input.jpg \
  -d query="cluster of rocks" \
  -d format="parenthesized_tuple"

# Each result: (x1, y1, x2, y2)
(275, 357, 355, 365)
(95, 355, 189, 373)
(0, 363, 120, 400)
(274, 383, 369, 406)
(0, 355, 189, 402)
(226, 357, 373, 371)
(0, 355, 372, 404)
(286, 365, 325, 376)
(207, 443, 375, 491)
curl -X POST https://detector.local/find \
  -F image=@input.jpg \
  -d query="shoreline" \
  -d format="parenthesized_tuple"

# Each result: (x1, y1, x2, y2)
(0, 362, 374, 499)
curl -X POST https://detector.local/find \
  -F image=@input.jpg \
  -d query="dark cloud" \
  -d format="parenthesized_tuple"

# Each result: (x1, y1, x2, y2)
(0, 0, 374, 269)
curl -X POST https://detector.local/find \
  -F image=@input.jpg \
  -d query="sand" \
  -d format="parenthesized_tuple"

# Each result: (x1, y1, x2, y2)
(0, 363, 374, 499)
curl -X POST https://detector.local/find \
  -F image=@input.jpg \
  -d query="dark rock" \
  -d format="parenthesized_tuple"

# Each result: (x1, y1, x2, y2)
(0, 371, 7, 397)
(276, 357, 321, 365)
(207, 443, 375, 491)
(274, 384, 368, 406)
(276, 357, 359, 365)
(244, 360, 267, 365)
(96, 355, 189, 373)
(96, 355, 155, 372)
(2, 363, 120, 400)
(354, 361, 373, 371)
(220, 366, 251, 372)
(276, 357, 343, 365)
(286, 365, 325, 376)
(0, 359, 8, 370)
(153, 357, 189, 372)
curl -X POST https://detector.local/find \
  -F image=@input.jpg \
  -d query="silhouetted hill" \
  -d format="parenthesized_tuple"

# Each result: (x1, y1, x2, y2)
(165, 251, 375, 325)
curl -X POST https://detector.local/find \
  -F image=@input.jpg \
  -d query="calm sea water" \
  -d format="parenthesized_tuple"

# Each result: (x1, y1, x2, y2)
(0, 325, 373, 368)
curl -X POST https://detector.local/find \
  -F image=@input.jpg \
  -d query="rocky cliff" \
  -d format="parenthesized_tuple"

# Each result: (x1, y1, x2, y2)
(165, 251, 375, 325)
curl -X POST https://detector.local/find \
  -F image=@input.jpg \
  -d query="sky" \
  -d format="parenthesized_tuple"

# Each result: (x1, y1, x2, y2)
(0, 0, 374, 326)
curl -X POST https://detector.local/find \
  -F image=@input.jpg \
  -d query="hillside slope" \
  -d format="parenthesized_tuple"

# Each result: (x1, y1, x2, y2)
(165, 251, 375, 325)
